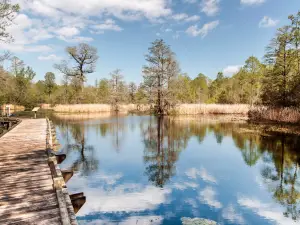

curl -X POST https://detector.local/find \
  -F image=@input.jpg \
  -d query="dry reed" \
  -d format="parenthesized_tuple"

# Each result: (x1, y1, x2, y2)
(175, 104, 250, 115)
(0, 104, 25, 111)
(249, 106, 300, 124)
(41, 104, 151, 113)
(42, 103, 250, 115)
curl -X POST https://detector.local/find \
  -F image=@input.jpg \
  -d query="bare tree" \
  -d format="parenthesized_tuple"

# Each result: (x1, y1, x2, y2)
(54, 43, 98, 90)
(0, 0, 19, 43)
(143, 39, 180, 114)
(109, 69, 126, 110)
(128, 82, 137, 103)
(10, 56, 24, 75)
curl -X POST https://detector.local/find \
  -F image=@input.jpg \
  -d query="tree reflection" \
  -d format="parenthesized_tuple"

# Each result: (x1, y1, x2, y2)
(260, 135, 300, 221)
(53, 114, 300, 221)
(95, 115, 126, 152)
(62, 123, 99, 176)
(170, 118, 300, 221)
(143, 116, 188, 187)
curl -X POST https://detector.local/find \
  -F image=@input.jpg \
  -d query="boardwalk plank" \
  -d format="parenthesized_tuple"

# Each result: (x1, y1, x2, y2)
(0, 119, 62, 225)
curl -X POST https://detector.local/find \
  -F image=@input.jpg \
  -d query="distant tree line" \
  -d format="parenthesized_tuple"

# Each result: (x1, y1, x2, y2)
(0, 8, 300, 112)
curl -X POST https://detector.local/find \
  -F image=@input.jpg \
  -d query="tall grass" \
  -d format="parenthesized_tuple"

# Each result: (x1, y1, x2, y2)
(41, 104, 151, 113)
(249, 106, 300, 124)
(175, 104, 250, 115)
(42, 103, 250, 115)
(53, 112, 119, 121)
(0, 104, 25, 111)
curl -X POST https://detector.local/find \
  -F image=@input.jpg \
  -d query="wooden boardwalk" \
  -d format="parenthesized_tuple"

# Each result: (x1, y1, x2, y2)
(0, 119, 77, 225)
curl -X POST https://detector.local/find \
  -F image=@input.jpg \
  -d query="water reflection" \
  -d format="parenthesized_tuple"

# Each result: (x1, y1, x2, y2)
(56, 120, 99, 176)
(53, 114, 300, 225)
(142, 116, 188, 187)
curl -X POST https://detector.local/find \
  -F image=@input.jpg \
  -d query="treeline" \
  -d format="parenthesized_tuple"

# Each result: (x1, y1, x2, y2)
(0, 11, 299, 113)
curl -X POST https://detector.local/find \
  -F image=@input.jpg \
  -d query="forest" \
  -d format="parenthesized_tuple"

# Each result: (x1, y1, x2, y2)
(0, 1, 300, 118)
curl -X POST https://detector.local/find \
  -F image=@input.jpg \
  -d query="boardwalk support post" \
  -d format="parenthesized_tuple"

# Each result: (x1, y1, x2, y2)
(70, 194, 86, 214)
(62, 170, 74, 183)
(46, 118, 79, 224)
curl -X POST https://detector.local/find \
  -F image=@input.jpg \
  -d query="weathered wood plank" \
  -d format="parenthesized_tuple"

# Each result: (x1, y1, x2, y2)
(0, 119, 63, 225)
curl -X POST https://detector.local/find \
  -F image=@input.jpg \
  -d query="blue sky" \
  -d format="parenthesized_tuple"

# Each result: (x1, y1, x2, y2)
(2, 0, 299, 84)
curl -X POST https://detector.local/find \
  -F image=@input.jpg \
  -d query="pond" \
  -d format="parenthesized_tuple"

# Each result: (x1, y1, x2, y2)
(52, 114, 300, 225)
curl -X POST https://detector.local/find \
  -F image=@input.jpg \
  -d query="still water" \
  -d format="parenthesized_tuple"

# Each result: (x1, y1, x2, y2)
(53, 114, 300, 225)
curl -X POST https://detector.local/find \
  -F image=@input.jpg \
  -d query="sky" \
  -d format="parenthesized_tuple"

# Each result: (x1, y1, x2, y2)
(2, 0, 300, 84)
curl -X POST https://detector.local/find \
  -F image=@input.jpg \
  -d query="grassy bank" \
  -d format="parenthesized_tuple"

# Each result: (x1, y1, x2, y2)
(41, 104, 151, 113)
(40, 104, 300, 124)
(249, 106, 300, 124)
(41, 103, 250, 115)
(175, 104, 249, 115)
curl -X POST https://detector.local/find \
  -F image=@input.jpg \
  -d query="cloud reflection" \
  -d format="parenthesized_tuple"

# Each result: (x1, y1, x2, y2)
(238, 196, 299, 225)
(185, 167, 217, 184)
(69, 173, 171, 217)
(222, 204, 245, 224)
(198, 186, 222, 209)
(79, 216, 163, 225)
(173, 182, 198, 190)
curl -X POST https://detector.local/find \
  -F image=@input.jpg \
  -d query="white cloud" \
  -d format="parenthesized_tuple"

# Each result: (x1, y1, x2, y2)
(8, 0, 174, 52)
(58, 36, 94, 43)
(201, 0, 220, 16)
(198, 186, 222, 209)
(259, 16, 279, 28)
(91, 19, 123, 33)
(185, 15, 201, 22)
(222, 204, 245, 224)
(183, 0, 197, 3)
(173, 13, 189, 21)
(2, 12, 94, 52)
(240, 0, 266, 6)
(0, 43, 53, 53)
(172, 14, 200, 22)
(55, 27, 80, 37)
(238, 196, 299, 225)
(17, 0, 172, 21)
(222, 65, 242, 75)
(186, 20, 219, 38)
(38, 54, 62, 61)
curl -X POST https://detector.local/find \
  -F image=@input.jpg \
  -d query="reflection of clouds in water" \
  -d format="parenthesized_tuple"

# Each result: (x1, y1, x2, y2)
(79, 216, 163, 225)
(173, 182, 198, 190)
(238, 196, 298, 225)
(222, 204, 245, 224)
(185, 198, 201, 217)
(185, 168, 199, 179)
(96, 172, 123, 185)
(185, 198, 198, 208)
(198, 186, 222, 209)
(185, 167, 217, 184)
(70, 174, 171, 216)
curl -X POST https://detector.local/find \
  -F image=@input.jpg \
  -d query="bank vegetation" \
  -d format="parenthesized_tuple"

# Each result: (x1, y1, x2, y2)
(0, 5, 300, 123)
